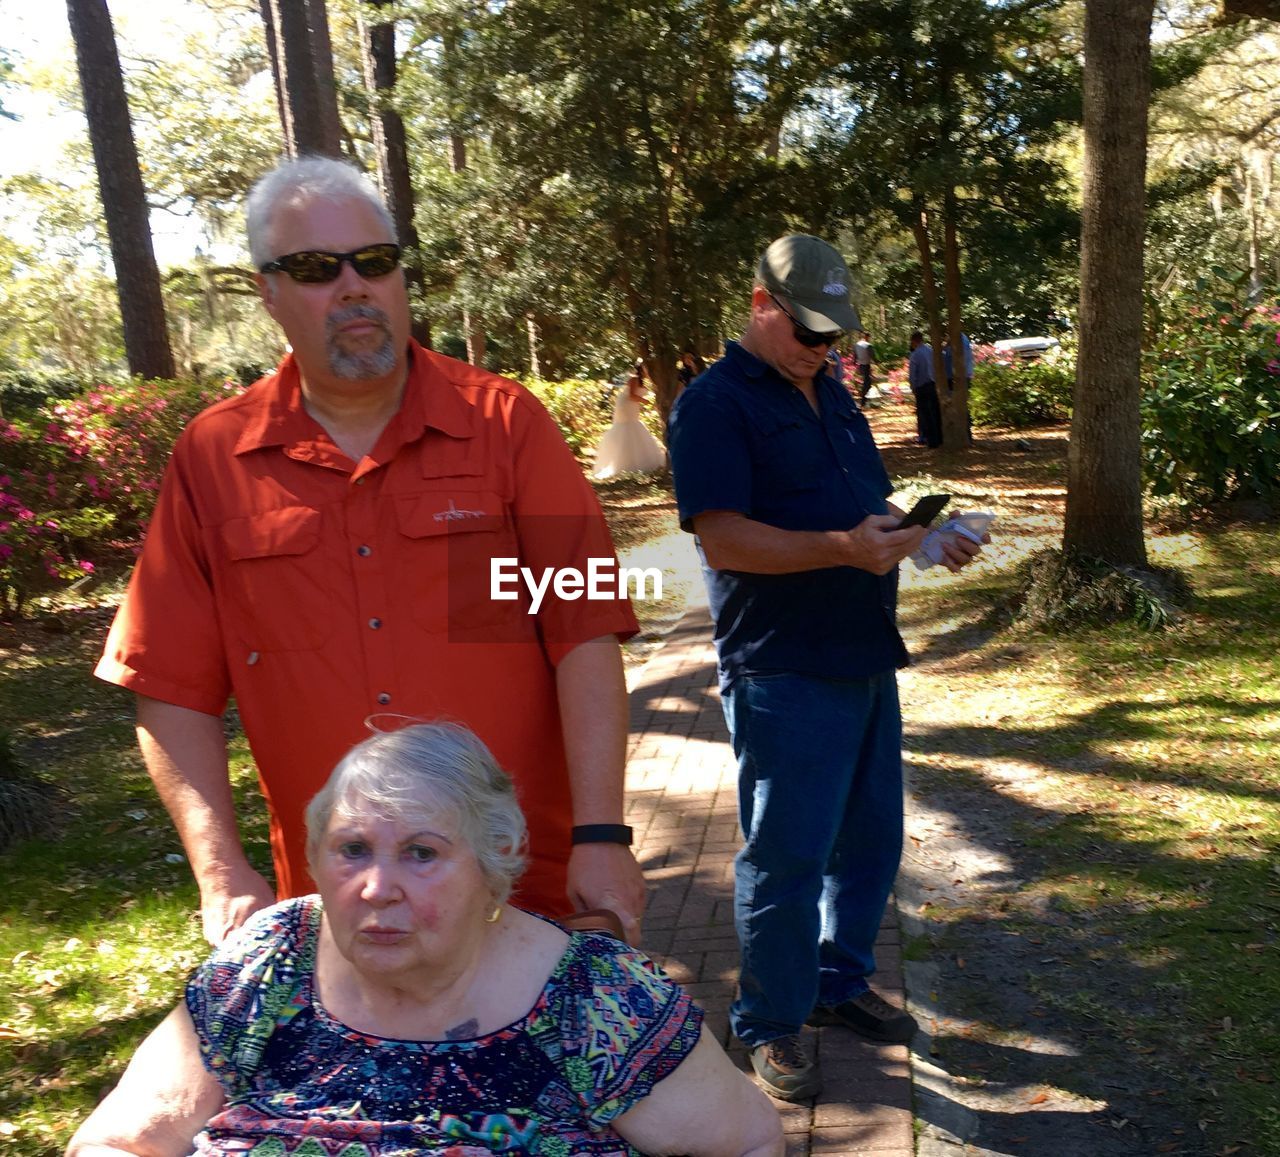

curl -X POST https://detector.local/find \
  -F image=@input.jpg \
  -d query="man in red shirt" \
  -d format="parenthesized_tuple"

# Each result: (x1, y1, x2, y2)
(96, 158, 645, 944)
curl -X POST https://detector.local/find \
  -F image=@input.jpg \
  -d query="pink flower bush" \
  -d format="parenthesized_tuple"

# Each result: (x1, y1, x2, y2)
(1, 376, 240, 617)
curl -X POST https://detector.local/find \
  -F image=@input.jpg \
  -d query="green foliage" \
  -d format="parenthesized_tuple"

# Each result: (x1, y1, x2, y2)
(0, 376, 239, 617)
(812, 0, 1081, 339)
(0, 370, 84, 418)
(520, 377, 612, 458)
(0, 732, 58, 852)
(1012, 548, 1193, 632)
(969, 357, 1075, 428)
(0, 415, 111, 619)
(1147, 25, 1280, 300)
(400, 0, 797, 394)
(1142, 277, 1280, 505)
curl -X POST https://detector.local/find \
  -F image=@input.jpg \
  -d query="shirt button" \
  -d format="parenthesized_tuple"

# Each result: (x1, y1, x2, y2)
(369, 617, 382, 629)
(357, 545, 372, 557)
(377, 692, 391, 705)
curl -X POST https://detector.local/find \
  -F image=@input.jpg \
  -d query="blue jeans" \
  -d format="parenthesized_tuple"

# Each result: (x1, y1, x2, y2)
(721, 670, 904, 1048)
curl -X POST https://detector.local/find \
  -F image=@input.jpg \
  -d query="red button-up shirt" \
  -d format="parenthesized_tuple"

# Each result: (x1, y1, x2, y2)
(96, 344, 637, 914)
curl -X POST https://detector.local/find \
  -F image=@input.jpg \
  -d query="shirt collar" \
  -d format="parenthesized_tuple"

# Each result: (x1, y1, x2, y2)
(234, 340, 474, 456)
(723, 339, 770, 381)
(724, 338, 839, 396)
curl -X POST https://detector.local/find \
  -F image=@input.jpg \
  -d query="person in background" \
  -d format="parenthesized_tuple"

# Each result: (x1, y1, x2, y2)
(668, 235, 984, 1102)
(95, 156, 645, 947)
(907, 330, 942, 448)
(942, 332, 974, 388)
(824, 345, 845, 386)
(592, 369, 667, 480)
(677, 347, 707, 393)
(67, 722, 784, 1157)
(852, 331, 875, 402)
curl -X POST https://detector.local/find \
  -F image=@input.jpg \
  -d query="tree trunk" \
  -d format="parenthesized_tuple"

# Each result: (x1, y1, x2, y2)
(271, 0, 335, 157)
(306, 0, 344, 158)
(1063, 0, 1154, 567)
(359, 0, 432, 347)
(440, 21, 484, 364)
(258, 0, 292, 150)
(941, 186, 972, 448)
(1245, 162, 1262, 298)
(464, 309, 486, 367)
(909, 197, 949, 395)
(66, 0, 175, 380)
(526, 313, 542, 379)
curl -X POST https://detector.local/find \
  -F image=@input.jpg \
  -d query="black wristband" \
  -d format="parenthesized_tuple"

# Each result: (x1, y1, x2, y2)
(571, 824, 634, 847)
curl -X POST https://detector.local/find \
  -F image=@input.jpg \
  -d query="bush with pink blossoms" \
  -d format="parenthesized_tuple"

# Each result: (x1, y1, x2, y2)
(1143, 277, 1280, 506)
(0, 377, 241, 617)
(0, 417, 110, 617)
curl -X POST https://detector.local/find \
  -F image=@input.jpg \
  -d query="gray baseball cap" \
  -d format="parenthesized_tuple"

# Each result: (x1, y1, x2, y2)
(756, 234, 861, 333)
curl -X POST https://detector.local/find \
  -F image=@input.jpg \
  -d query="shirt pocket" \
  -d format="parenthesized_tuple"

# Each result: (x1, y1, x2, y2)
(219, 506, 333, 652)
(748, 412, 825, 498)
(393, 489, 525, 635)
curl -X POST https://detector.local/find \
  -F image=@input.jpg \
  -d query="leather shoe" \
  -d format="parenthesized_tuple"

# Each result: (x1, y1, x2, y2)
(808, 990, 918, 1042)
(749, 1034, 821, 1101)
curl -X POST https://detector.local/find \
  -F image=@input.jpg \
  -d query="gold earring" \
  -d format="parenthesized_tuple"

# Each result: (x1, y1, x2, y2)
(485, 905, 502, 924)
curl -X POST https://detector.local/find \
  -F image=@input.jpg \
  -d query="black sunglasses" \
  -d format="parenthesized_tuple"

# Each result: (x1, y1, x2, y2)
(259, 243, 402, 284)
(769, 292, 844, 349)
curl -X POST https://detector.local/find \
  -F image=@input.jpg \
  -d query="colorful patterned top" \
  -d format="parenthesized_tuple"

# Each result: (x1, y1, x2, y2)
(185, 897, 703, 1156)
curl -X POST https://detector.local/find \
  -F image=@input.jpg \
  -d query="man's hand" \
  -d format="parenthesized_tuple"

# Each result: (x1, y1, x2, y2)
(567, 842, 647, 945)
(198, 863, 275, 945)
(931, 513, 992, 574)
(840, 513, 930, 575)
(930, 529, 986, 573)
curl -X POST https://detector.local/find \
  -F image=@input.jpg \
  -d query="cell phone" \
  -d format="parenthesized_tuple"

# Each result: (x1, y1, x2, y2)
(897, 493, 950, 529)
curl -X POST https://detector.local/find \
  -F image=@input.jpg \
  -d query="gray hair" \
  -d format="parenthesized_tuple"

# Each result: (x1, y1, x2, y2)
(245, 156, 396, 268)
(305, 722, 528, 904)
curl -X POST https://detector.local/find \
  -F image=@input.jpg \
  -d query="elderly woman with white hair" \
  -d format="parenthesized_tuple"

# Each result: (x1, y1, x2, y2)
(68, 723, 783, 1157)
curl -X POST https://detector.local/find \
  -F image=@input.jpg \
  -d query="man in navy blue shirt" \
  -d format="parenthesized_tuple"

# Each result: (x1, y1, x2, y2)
(668, 235, 983, 1102)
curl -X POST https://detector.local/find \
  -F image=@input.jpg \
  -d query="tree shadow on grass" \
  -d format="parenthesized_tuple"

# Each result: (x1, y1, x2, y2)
(900, 732, 1278, 1155)
(620, 605, 1277, 1151)
(908, 695, 1280, 803)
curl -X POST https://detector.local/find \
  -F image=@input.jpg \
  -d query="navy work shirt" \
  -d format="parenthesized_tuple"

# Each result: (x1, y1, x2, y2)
(668, 341, 909, 690)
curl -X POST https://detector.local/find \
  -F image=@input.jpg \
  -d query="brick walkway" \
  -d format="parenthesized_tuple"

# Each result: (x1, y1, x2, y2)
(624, 606, 915, 1157)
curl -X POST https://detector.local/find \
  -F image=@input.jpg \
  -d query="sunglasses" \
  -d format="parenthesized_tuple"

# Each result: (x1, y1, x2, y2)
(259, 243, 402, 284)
(769, 292, 844, 349)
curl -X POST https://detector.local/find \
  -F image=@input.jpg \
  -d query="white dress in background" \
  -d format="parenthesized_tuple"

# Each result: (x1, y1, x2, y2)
(592, 385, 667, 479)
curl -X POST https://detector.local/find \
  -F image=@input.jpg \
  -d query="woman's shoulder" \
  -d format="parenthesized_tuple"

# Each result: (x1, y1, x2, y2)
(549, 930, 699, 1030)
(187, 897, 320, 1033)
(533, 931, 704, 1122)
(207, 896, 320, 971)
(185, 897, 322, 1092)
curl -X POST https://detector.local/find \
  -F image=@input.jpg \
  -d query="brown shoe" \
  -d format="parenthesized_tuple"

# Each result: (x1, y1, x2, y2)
(808, 990, 918, 1042)
(749, 1034, 821, 1101)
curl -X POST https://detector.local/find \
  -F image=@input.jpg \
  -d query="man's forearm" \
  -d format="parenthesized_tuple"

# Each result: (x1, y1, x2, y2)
(554, 636, 628, 826)
(136, 695, 241, 884)
(135, 695, 274, 944)
(554, 635, 646, 935)
(694, 512, 852, 574)
(695, 509, 925, 578)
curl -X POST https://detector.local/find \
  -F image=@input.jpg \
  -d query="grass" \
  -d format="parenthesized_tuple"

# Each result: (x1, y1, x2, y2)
(0, 613, 273, 1154)
(894, 522, 1280, 1150)
(1, 409, 1277, 1152)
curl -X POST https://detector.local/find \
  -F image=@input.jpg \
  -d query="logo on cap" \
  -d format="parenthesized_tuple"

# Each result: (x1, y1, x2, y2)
(822, 269, 848, 296)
